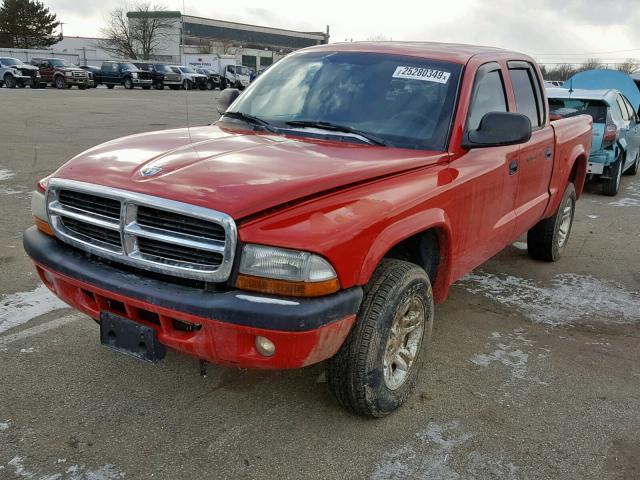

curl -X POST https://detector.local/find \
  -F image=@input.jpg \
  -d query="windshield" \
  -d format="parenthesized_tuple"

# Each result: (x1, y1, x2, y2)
(549, 98, 608, 124)
(1, 58, 22, 66)
(229, 51, 462, 150)
(236, 66, 249, 76)
(50, 59, 68, 67)
(120, 63, 137, 71)
(180, 67, 196, 73)
(153, 64, 170, 73)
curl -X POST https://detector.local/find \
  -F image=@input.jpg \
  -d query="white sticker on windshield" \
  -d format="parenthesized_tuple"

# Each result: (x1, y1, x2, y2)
(392, 66, 451, 84)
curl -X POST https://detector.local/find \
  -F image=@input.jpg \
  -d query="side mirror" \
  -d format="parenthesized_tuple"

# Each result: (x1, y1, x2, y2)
(217, 88, 240, 115)
(462, 112, 532, 149)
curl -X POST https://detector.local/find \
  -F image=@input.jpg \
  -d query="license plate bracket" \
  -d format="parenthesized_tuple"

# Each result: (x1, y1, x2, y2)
(99, 312, 166, 363)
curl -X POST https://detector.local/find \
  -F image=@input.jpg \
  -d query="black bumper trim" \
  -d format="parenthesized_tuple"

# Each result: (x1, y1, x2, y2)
(23, 227, 362, 332)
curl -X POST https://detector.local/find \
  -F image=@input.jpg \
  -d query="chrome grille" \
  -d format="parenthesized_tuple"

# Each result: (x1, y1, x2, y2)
(46, 179, 237, 282)
(72, 70, 87, 78)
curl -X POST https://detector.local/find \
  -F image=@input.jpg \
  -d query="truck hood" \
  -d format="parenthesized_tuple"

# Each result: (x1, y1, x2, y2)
(53, 125, 446, 219)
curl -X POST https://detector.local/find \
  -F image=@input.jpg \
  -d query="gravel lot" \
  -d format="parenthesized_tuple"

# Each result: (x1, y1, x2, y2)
(0, 87, 639, 480)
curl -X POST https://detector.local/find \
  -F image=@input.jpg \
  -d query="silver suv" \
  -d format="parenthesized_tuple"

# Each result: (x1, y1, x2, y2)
(0, 57, 40, 88)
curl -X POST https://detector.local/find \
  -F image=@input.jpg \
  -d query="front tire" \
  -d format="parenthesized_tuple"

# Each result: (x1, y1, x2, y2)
(206, 80, 214, 90)
(624, 151, 639, 176)
(123, 77, 134, 89)
(54, 76, 65, 89)
(602, 155, 623, 196)
(527, 182, 576, 262)
(4, 74, 17, 88)
(154, 80, 164, 90)
(327, 259, 433, 417)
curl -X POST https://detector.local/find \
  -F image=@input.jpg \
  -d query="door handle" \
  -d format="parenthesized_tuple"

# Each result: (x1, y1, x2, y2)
(509, 160, 519, 175)
(544, 147, 553, 159)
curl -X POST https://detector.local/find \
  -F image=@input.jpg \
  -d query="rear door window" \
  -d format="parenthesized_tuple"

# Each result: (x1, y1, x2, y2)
(467, 63, 507, 131)
(508, 63, 544, 128)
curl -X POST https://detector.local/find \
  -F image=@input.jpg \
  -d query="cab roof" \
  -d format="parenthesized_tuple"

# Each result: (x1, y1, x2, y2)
(302, 41, 533, 65)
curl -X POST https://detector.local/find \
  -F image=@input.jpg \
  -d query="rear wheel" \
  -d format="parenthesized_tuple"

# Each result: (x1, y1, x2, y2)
(327, 259, 433, 417)
(4, 74, 16, 88)
(602, 155, 623, 196)
(527, 182, 576, 262)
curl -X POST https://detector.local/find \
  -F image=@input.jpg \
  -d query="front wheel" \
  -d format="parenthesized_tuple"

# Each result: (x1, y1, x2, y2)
(54, 76, 65, 89)
(154, 81, 164, 90)
(527, 182, 576, 262)
(123, 77, 134, 89)
(4, 74, 17, 88)
(624, 151, 639, 176)
(327, 259, 433, 417)
(206, 80, 214, 90)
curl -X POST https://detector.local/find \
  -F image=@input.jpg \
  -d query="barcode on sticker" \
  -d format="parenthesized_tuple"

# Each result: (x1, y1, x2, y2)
(392, 66, 451, 84)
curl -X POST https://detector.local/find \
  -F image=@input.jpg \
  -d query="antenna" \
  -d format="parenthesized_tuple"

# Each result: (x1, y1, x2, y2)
(182, 0, 194, 147)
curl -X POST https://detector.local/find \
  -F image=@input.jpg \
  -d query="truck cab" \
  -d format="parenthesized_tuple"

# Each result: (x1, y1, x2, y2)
(221, 64, 251, 90)
(98, 61, 153, 90)
(24, 42, 592, 417)
(31, 58, 90, 89)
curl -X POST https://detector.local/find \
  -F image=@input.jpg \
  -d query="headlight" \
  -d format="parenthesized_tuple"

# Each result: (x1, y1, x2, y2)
(237, 244, 339, 297)
(32, 178, 54, 236)
(131, 72, 138, 78)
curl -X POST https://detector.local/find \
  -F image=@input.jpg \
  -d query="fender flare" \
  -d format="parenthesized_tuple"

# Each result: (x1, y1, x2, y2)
(357, 208, 454, 303)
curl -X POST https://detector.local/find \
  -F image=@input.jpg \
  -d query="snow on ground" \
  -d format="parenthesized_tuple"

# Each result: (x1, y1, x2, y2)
(5, 457, 125, 480)
(0, 284, 68, 335)
(0, 168, 15, 181)
(459, 272, 639, 326)
(371, 421, 518, 480)
(609, 179, 640, 207)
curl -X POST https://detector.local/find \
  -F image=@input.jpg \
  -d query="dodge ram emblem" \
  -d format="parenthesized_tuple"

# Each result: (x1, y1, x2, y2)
(140, 166, 163, 177)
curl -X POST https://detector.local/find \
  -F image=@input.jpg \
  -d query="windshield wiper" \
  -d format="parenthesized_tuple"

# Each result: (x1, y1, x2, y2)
(222, 111, 275, 132)
(284, 120, 387, 146)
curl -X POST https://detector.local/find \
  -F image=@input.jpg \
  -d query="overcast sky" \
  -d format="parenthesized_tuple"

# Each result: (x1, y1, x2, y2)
(45, 0, 640, 65)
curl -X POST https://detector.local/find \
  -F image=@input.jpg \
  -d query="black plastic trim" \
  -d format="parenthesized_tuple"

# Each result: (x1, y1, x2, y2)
(23, 227, 363, 332)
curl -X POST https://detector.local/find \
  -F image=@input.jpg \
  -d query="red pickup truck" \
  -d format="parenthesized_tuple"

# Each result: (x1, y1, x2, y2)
(24, 42, 592, 417)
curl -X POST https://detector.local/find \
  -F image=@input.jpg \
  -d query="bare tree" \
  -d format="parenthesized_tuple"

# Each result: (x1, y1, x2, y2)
(616, 58, 639, 75)
(579, 58, 603, 72)
(98, 1, 174, 60)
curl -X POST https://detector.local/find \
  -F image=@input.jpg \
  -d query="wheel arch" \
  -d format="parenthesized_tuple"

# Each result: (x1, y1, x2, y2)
(568, 153, 587, 198)
(357, 209, 453, 304)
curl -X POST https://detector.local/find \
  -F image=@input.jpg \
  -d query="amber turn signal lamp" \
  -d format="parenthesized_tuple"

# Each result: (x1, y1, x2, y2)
(236, 274, 340, 298)
(34, 216, 55, 237)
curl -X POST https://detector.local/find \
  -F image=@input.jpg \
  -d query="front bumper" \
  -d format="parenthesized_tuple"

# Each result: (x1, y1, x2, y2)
(23, 227, 361, 368)
(64, 77, 90, 86)
(133, 78, 153, 85)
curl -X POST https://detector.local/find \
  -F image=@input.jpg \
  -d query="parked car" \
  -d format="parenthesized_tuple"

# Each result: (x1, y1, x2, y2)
(30, 58, 90, 89)
(25, 42, 592, 417)
(195, 67, 221, 90)
(132, 62, 182, 90)
(94, 61, 153, 89)
(0, 57, 40, 88)
(170, 66, 207, 90)
(544, 80, 563, 88)
(79, 65, 100, 88)
(548, 88, 639, 195)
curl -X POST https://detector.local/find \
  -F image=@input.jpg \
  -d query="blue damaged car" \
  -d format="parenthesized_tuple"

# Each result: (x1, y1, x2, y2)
(548, 87, 640, 196)
(547, 69, 640, 195)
